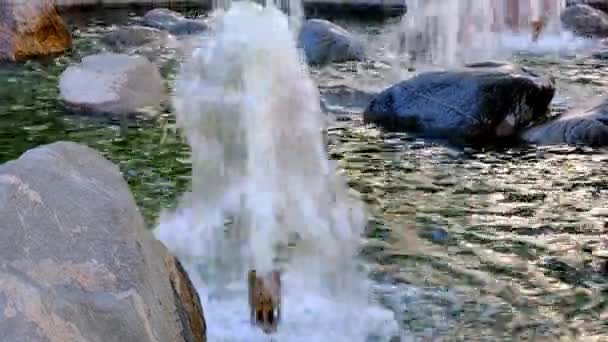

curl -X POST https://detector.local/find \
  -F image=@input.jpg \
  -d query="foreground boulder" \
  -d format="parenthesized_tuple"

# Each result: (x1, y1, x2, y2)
(363, 62, 556, 145)
(561, 4, 608, 37)
(59, 53, 166, 118)
(0, 1, 72, 62)
(522, 98, 608, 147)
(141, 8, 208, 35)
(298, 19, 365, 66)
(0, 141, 205, 341)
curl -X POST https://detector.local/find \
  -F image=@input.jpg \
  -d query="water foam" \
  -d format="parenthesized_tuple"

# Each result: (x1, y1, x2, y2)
(154, 1, 400, 341)
(393, 0, 589, 68)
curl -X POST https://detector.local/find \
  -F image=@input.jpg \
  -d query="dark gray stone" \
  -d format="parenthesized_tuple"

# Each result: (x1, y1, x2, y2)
(142, 8, 183, 30)
(363, 62, 555, 145)
(561, 4, 608, 37)
(522, 97, 608, 147)
(141, 8, 208, 35)
(567, 0, 608, 14)
(168, 19, 209, 36)
(101, 25, 172, 50)
(298, 19, 365, 66)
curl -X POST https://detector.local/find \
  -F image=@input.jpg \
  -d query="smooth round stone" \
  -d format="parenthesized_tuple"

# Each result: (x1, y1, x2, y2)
(59, 53, 166, 117)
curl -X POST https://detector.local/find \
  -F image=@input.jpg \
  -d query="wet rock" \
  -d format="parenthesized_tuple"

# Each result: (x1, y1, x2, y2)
(319, 85, 376, 114)
(165, 253, 207, 342)
(169, 20, 210, 36)
(363, 62, 555, 145)
(418, 227, 450, 244)
(141, 8, 208, 35)
(561, 4, 608, 37)
(522, 97, 608, 147)
(101, 25, 176, 50)
(591, 48, 608, 59)
(142, 8, 182, 29)
(0, 1, 72, 62)
(567, 0, 608, 14)
(59, 53, 166, 118)
(0, 141, 205, 342)
(298, 19, 365, 66)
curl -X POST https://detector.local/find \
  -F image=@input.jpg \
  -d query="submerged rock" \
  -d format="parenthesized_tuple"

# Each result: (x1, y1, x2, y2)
(100, 26, 181, 68)
(0, 1, 72, 62)
(0, 141, 206, 342)
(522, 97, 608, 147)
(141, 8, 208, 35)
(363, 62, 555, 145)
(561, 4, 608, 37)
(59, 53, 166, 118)
(101, 25, 176, 50)
(298, 19, 365, 66)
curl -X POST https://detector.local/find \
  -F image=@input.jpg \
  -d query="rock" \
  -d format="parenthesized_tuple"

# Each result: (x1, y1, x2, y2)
(141, 8, 183, 29)
(592, 48, 608, 59)
(298, 19, 365, 66)
(561, 4, 608, 37)
(0, 1, 72, 62)
(566, 0, 608, 14)
(100, 26, 181, 68)
(141, 8, 208, 35)
(418, 227, 450, 244)
(319, 85, 376, 114)
(363, 62, 556, 145)
(0, 141, 205, 342)
(165, 253, 207, 342)
(59, 53, 166, 118)
(169, 20, 209, 36)
(522, 97, 608, 147)
(101, 25, 175, 50)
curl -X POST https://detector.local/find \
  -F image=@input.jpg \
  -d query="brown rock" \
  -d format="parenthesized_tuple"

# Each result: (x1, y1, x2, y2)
(165, 253, 207, 342)
(0, 1, 72, 62)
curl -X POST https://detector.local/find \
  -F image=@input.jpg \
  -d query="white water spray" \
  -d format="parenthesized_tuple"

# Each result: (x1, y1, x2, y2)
(155, 1, 399, 341)
(394, 0, 588, 68)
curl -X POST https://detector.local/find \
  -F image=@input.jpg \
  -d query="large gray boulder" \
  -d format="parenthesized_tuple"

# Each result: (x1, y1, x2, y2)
(363, 62, 556, 145)
(522, 98, 608, 147)
(141, 8, 208, 35)
(298, 19, 365, 66)
(0, 141, 206, 342)
(561, 4, 608, 37)
(59, 53, 166, 118)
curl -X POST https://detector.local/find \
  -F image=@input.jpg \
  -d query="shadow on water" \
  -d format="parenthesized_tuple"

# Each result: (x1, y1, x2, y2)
(1, 6, 608, 340)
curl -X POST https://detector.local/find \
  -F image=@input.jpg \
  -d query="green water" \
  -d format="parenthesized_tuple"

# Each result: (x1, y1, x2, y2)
(0, 10, 192, 225)
(1, 8, 608, 340)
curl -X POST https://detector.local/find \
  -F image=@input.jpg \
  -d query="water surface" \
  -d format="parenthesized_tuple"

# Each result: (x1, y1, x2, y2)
(1, 7, 607, 340)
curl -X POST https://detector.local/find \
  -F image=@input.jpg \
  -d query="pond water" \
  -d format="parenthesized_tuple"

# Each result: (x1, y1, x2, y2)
(1, 5, 608, 340)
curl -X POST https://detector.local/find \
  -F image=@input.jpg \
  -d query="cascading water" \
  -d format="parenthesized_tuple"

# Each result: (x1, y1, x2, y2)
(154, 1, 399, 341)
(394, 0, 584, 68)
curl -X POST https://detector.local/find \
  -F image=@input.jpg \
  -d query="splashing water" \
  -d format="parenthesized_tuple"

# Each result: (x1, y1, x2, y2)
(155, 1, 400, 341)
(393, 0, 590, 68)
